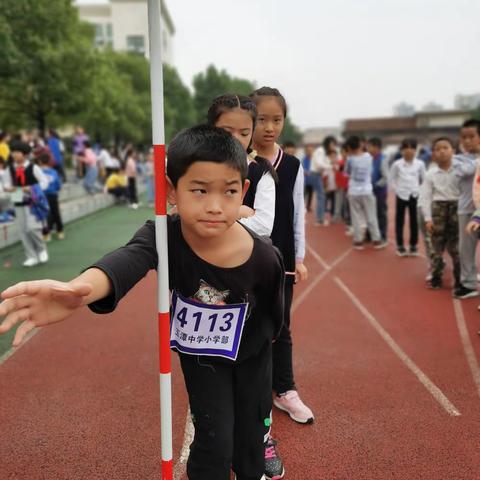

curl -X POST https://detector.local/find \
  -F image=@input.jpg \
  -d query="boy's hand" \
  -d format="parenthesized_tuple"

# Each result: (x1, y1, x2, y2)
(466, 221, 480, 234)
(295, 262, 308, 283)
(238, 205, 255, 219)
(0, 280, 92, 347)
(425, 221, 434, 234)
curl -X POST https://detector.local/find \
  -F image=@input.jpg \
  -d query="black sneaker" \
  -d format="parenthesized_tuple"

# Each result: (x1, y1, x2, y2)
(264, 437, 285, 480)
(396, 246, 407, 257)
(454, 285, 480, 299)
(408, 246, 419, 256)
(428, 278, 442, 290)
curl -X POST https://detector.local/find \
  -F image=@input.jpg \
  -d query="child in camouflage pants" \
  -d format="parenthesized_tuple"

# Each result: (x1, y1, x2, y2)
(420, 137, 460, 289)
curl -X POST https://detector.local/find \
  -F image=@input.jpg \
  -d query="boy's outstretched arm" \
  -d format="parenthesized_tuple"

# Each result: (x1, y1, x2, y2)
(0, 268, 112, 347)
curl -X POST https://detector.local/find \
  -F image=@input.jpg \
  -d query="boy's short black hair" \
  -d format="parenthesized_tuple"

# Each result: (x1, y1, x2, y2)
(167, 125, 247, 187)
(432, 136, 454, 148)
(400, 138, 417, 150)
(283, 140, 296, 149)
(345, 136, 361, 151)
(462, 119, 480, 134)
(9, 140, 31, 155)
(367, 137, 382, 148)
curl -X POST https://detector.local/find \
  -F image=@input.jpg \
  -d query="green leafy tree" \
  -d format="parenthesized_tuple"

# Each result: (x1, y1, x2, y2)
(279, 117, 303, 144)
(0, 0, 95, 133)
(192, 65, 255, 122)
(163, 64, 196, 142)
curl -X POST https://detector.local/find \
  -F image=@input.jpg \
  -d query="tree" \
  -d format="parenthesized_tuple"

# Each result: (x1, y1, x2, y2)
(0, 0, 96, 134)
(192, 65, 255, 122)
(279, 117, 303, 144)
(163, 64, 196, 142)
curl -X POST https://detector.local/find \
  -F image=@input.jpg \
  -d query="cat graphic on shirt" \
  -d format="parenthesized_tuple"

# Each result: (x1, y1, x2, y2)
(193, 280, 230, 305)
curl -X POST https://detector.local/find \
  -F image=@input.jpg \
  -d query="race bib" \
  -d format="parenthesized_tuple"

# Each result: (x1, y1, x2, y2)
(353, 166, 369, 183)
(170, 291, 248, 361)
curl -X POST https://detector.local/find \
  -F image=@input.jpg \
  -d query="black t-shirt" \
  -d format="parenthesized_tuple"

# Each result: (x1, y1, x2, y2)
(88, 215, 285, 363)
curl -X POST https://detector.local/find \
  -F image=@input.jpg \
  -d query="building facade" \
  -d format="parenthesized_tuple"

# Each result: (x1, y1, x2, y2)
(77, 0, 175, 64)
(343, 109, 474, 146)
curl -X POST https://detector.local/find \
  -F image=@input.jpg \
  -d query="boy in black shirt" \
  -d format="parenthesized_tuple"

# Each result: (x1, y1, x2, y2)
(0, 126, 285, 480)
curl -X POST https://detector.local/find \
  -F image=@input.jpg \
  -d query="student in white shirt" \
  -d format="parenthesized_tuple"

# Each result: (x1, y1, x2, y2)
(389, 138, 426, 256)
(419, 137, 460, 289)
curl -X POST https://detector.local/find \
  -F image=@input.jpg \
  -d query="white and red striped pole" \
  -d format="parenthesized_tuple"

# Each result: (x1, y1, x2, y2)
(147, 1, 173, 479)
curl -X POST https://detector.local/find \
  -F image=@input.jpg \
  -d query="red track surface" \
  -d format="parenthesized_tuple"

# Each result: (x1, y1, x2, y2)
(2, 214, 480, 479)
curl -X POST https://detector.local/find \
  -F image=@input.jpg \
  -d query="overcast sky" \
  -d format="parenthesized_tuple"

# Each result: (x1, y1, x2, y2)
(78, 0, 480, 129)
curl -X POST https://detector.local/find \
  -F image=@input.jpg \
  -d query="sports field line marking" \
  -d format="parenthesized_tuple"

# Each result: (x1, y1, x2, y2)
(173, 407, 194, 480)
(292, 247, 352, 313)
(334, 276, 461, 417)
(453, 299, 480, 399)
(0, 329, 38, 367)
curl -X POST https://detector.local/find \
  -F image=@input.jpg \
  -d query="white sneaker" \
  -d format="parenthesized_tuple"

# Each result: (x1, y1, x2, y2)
(38, 250, 49, 263)
(130, 203, 139, 210)
(23, 257, 39, 267)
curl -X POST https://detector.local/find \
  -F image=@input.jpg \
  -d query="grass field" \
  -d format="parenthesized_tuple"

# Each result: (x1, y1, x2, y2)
(0, 200, 153, 357)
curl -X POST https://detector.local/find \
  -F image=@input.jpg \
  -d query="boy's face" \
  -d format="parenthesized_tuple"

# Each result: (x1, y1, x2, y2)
(432, 140, 453, 165)
(402, 146, 416, 161)
(12, 151, 25, 164)
(253, 97, 285, 150)
(168, 161, 249, 239)
(460, 127, 480, 154)
(366, 143, 379, 157)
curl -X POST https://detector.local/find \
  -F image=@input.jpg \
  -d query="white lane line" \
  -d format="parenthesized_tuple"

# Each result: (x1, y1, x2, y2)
(292, 247, 352, 313)
(173, 408, 194, 480)
(334, 276, 461, 417)
(0, 329, 38, 366)
(453, 299, 480, 398)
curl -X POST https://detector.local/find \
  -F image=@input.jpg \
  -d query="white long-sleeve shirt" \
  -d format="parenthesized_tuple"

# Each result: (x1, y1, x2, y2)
(293, 164, 305, 262)
(419, 163, 460, 221)
(389, 158, 426, 200)
(239, 171, 276, 237)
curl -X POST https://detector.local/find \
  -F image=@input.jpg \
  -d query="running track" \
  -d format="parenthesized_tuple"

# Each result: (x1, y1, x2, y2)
(1, 213, 480, 479)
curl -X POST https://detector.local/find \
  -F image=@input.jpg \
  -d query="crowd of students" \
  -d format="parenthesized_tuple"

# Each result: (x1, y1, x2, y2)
(0, 128, 155, 267)
(298, 119, 480, 302)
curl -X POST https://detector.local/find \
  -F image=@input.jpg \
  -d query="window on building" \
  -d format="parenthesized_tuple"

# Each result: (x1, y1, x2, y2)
(105, 23, 113, 47)
(126, 35, 145, 55)
(94, 24, 104, 47)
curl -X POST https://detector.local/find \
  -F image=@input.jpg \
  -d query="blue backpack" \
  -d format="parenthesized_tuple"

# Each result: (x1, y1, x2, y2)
(29, 184, 50, 222)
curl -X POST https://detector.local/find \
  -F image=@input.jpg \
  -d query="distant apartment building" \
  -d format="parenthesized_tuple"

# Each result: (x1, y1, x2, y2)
(455, 93, 480, 110)
(343, 109, 474, 145)
(77, 0, 175, 64)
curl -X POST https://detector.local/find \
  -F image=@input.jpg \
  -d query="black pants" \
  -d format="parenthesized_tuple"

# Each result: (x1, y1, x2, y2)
(272, 279, 295, 394)
(304, 184, 314, 212)
(128, 177, 138, 204)
(46, 194, 63, 233)
(179, 344, 272, 480)
(395, 195, 418, 248)
(108, 187, 128, 199)
(374, 189, 388, 241)
(325, 191, 335, 216)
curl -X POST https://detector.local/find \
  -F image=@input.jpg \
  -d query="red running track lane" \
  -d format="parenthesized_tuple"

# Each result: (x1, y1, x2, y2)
(2, 219, 480, 479)
(0, 272, 188, 480)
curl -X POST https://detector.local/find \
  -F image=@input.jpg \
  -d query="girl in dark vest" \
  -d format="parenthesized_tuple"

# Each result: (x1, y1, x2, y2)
(250, 87, 314, 426)
(207, 94, 277, 237)
(7, 140, 49, 266)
